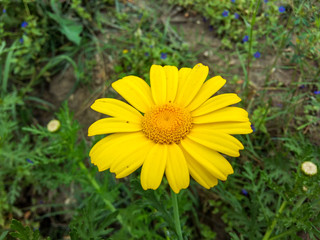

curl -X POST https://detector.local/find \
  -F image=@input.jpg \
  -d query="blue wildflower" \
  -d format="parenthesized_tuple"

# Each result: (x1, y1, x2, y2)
(138, 13, 143, 20)
(242, 35, 249, 42)
(264, 0, 268, 2)
(202, 17, 207, 22)
(254, 51, 261, 58)
(276, 103, 283, 108)
(299, 84, 305, 89)
(231, 0, 235, 2)
(314, 90, 320, 95)
(251, 124, 256, 132)
(241, 189, 249, 196)
(279, 6, 286, 13)
(149, 45, 153, 48)
(19, 38, 24, 43)
(209, 25, 213, 31)
(144, 52, 149, 57)
(160, 53, 167, 60)
(234, 13, 240, 19)
(26, 158, 34, 164)
(21, 21, 28, 28)
(2, 9, 6, 13)
(222, 10, 229, 17)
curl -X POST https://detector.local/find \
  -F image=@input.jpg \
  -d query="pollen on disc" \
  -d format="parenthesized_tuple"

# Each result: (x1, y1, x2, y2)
(141, 104, 193, 144)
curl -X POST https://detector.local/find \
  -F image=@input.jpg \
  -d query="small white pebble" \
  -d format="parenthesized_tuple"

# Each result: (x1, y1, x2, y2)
(47, 119, 61, 132)
(196, 20, 201, 25)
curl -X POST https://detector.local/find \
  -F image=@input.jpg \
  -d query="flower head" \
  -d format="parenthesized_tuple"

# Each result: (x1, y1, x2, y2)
(254, 51, 261, 58)
(19, 38, 24, 44)
(301, 161, 317, 176)
(279, 6, 286, 13)
(122, 49, 128, 54)
(313, 90, 320, 95)
(144, 52, 149, 57)
(222, 10, 229, 17)
(26, 158, 34, 164)
(231, 0, 235, 2)
(241, 189, 248, 196)
(242, 35, 249, 43)
(160, 53, 167, 60)
(21, 21, 28, 28)
(88, 63, 252, 193)
(47, 119, 61, 132)
(2, 9, 6, 13)
(264, 0, 268, 3)
(234, 13, 240, 19)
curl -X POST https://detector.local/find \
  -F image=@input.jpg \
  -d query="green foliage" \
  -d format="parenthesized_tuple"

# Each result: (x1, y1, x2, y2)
(69, 195, 118, 239)
(10, 219, 50, 240)
(22, 102, 86, 189)
(168, 0, 279, 49)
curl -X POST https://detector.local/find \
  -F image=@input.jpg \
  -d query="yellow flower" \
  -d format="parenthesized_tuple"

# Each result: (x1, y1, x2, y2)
(88, 63, 252, 193)
(122, 49, 129, 54)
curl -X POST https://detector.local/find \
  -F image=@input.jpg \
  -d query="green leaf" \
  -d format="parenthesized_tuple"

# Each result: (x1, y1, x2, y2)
(10, 219, 41, 240)
(0, 231, 9, 240)
(47, 12, 83, 45)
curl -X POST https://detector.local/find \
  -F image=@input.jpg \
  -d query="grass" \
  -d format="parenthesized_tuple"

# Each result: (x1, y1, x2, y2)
(0, 0, 320, 239)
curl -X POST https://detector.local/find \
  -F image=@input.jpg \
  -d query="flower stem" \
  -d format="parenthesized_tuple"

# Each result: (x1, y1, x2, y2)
(262, 201, 287, 240)
(171, 190, 183, 240)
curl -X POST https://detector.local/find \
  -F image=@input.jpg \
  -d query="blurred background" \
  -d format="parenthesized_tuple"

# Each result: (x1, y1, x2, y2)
(0, 0, 319, 239)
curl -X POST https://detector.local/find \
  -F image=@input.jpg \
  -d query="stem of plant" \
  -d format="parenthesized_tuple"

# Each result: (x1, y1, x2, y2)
(262, 200, 287, 240)
(245, 0, 261, 98)
(171, 189, 183, 240)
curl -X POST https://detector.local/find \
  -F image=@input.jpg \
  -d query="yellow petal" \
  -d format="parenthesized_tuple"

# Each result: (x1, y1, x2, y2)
(114, 142, 153, 178)
(88, 118, 141, 136)
(150, 65, 167, 105)
(187, 76, 226, 111)
(165, 144, 190, 193)
(110, 136, 154, 175)
(89, 133, 123, 159)
(112, 76, 154, 113)
(91, 98, 142, 123)
(182, 148, 218, 189)
(191, 93, 241, 117)
(141, 144, 167, 190)
(196, 122, 253, 134)
(193, 107, 249, 124)
(175, 63, 209, 107)
(181, 137, 233, 180)
(187, 126, 244, 157)
(164, 65, 179, 103)
(174, 67, 192, 106)
(89, 132, 144, 171)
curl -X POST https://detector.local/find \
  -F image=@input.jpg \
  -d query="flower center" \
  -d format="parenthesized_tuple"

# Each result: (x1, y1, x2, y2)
(141, 104, 193, 144)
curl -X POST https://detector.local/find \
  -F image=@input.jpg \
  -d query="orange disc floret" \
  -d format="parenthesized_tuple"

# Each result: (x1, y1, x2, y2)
(141, 104, 193, 144)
